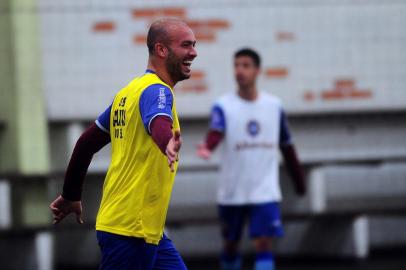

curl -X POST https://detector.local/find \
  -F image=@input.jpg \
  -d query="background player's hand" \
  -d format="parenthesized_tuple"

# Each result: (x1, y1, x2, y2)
(166, 130, 182, 172)
(295, 181, 306, 197)
(196, 143, 212, 160)
(49, 195, 84, 225)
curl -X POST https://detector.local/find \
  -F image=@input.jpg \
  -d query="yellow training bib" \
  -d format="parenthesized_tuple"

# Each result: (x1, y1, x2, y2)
(96, 72, 180, 245)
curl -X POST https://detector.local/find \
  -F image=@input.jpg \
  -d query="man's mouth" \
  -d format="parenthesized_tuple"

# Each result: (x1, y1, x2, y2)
(182, 60, 192, 67)
(182, 60, 193, 73)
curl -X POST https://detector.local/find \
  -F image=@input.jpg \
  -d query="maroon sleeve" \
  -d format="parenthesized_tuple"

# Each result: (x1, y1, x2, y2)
(62, 123, 111, 201)
(150, 116, 173, 154)
(205, 130, 224, 151)
(280, 144, 306, 195)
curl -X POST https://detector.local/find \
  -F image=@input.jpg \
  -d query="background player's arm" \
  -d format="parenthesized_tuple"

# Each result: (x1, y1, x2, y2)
(279, 110, 306, 196)
(197, 105, 225, 159)
(49, 107, 111, 224)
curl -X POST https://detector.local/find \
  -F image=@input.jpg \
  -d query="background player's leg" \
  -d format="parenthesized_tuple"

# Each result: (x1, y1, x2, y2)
(221, 240, 241, 270)
(152, 234, 187, 270)
(253, 236, 274, 270)
(218, 205, 246, 270)
(249, 202, 284, 270)
(96, 231, 157, 270)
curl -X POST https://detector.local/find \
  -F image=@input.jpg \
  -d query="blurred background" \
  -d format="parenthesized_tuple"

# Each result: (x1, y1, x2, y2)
(1, 0, 406, 269)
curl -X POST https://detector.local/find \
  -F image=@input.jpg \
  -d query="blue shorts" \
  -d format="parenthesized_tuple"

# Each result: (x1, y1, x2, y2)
(96, 231, 187, 270)
(218, 201, 284, 241)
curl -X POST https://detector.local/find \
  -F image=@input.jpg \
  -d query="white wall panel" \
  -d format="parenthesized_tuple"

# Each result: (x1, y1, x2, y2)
(37, 0, 406, 119)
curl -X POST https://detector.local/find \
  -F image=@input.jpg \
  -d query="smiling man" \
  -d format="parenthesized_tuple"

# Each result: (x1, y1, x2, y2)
(49, 18, 197, 270)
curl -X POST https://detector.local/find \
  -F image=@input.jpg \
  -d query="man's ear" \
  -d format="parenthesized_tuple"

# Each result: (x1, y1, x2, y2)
(255, 67, 261, 76)
(155, 43, 168, 58)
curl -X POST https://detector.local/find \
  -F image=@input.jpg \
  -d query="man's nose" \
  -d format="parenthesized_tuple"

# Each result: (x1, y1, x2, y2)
(189, 47, 197, 58)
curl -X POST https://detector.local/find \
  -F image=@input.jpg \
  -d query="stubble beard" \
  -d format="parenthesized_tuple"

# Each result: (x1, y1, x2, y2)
(166, 48, 190, 85)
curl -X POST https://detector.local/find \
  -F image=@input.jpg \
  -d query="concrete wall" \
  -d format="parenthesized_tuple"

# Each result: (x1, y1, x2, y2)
(0, 0, 49, 174)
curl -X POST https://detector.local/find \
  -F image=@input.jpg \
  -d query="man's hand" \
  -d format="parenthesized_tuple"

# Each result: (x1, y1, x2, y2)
(196, 143, 212, 160)
(49, 195, 83, 225)
(295, 184, 306, 197)
(166, 130, 182, 172)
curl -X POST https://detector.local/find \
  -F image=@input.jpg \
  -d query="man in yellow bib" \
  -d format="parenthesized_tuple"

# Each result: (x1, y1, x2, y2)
(49, 18, 197, 270)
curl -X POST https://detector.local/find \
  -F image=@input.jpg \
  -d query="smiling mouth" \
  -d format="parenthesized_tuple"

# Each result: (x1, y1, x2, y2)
(182, 60, 193, 67)
(182, 60, 193, 73)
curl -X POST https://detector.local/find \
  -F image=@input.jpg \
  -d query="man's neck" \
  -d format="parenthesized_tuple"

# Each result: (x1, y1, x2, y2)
(238, 85, 258, 101)
(147, 60, 175, 88)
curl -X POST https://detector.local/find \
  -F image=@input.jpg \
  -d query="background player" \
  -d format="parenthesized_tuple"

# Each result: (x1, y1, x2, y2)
(49, 18, 197, 270)
(197, 48, 305, 270)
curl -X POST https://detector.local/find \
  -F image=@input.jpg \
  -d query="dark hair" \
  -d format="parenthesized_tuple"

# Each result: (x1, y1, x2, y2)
(147, 18, 187, 55)
(234, 48, 261, 67)
(146, 23, 169, 55)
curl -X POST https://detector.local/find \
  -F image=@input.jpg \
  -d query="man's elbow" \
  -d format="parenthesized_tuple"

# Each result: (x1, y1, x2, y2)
(74, 123, 110, 155)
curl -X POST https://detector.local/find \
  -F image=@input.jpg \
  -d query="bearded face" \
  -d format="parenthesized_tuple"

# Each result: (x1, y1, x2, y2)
(152, 23, 197, 85)
(165, 45, 196, 84)
(165, 46, 190, 83)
